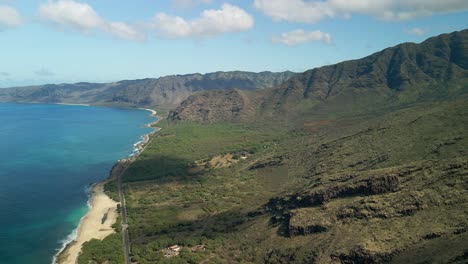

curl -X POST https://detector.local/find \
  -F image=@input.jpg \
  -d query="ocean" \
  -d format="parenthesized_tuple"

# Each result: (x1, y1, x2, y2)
(0, 103, 155, 264)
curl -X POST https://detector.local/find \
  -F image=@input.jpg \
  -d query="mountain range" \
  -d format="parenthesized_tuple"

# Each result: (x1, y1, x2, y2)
(169, 29, 468, 123)
(0, 71, 296, 109)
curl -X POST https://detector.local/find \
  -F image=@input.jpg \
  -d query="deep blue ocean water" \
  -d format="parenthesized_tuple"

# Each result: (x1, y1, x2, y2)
(0, 103, 155, 264)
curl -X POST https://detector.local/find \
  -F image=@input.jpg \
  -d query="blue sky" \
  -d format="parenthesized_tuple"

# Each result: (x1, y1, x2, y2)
(0, 0, 467, 88)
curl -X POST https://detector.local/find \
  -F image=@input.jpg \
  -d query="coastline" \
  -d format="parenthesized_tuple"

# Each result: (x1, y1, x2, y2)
(54, 182, 118, 264)
(140, 108, 157, 117)
(54, 108, 160, 264)
(55, 103, 91, 107)
(132, 108, 161, 155)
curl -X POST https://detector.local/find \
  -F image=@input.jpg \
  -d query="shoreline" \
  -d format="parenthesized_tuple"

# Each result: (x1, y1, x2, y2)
(54, 182, 119, 264)
(132, 108, 161, 155)
(54, 108, 160, 264)
(54, 103, 91, 107)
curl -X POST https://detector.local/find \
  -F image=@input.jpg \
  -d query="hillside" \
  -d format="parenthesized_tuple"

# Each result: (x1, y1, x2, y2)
(0, 71, 295, 109)
(78, 30, 468, 264)
(169, 30, 468, 123)
(168, 89, 261, 123)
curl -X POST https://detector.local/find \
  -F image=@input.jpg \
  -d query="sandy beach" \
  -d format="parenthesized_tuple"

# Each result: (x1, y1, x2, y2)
(56, 183, 118, 264)
(141, 108, 157, 117)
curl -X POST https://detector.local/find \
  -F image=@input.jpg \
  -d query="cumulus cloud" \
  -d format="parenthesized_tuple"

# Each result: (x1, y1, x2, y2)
(37, 0, 145, 41)
(152, 3, 254, 38)
(104, 22, 145, 41)
(272, 29, 332, 46)
(37, 1, 102, 32)
(405, 27, 426, 36)
(0, 5, 22, 29)
(254, 0, 468, 23)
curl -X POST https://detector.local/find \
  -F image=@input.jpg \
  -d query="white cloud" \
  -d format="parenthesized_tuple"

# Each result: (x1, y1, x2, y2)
(405, 27, 426, 36)
(272, 29, 332, 46)
(37, 0, 144, 41)
(152, 3, 254, 38)
(254, 0, 468, 23)
(105, 22, 145, 41)
(38, 0, 102, 32)
(0, 5, 22, 29)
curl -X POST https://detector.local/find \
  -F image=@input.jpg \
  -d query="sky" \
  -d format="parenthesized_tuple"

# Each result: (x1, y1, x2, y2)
(0, 0, 467, 88)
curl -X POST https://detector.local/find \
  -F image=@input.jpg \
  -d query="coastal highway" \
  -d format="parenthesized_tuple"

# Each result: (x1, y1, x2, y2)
(116, 117, 157, 264)
(118, 171, 132, 264)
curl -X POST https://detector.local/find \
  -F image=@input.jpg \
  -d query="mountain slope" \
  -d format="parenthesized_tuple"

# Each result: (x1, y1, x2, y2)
(169, 29, 468, 123)
(271, 29, 467, 110)
(168, 89, 261, 123)
(0, 71, 296, 109)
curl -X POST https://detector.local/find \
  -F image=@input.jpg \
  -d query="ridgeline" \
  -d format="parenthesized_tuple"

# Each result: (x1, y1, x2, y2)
(0, 71, 296, 109)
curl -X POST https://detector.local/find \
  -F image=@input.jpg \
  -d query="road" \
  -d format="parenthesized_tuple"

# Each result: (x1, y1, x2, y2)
(116, 119, 157, 264)
(118, 171, 132, 264)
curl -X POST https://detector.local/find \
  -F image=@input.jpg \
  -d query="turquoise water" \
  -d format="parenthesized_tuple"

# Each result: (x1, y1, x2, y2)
(0, 103, 155, 264)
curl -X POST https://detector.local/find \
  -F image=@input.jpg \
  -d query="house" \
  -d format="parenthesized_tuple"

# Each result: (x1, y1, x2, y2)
(239, 151, 249, 159)
(162, 245, 182, 258)
(169, 245, 181, 252)
(190, 245, 206, 252)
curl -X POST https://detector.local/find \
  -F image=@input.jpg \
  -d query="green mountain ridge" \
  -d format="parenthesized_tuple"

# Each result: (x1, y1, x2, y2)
(169, 29, 468, 123)
(0, 71, 296, 109)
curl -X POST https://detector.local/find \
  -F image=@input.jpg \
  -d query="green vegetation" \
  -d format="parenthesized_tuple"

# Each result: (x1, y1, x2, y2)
(77, 233, 124, 264)
(124, 121, 287, 182)
(77, 183, 123, 263)
(123, 120, 294, 263)
(104, 179, 120, 202)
